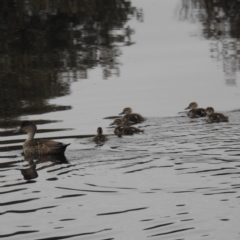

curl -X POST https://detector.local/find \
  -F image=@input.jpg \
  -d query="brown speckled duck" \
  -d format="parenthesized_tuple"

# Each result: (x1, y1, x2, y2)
(119, 107, 145, 124)
(14, 121, 70, 155)
(205, 107, 229, 123)
(110, 118, 144, 137)
(185, 102, 206, 118)
(92, 127, 108, 144)
(117, 118, 135, 126)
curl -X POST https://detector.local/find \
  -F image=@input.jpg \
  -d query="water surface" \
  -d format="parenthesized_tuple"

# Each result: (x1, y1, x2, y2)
(1, 0, 240, 239)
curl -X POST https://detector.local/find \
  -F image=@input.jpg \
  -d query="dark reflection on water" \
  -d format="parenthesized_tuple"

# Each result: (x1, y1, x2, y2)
(1, 153, 69, 181)
(20, 163, 38, 180)
(20, 154, 68, 180)
(0, 0, 142, 120)
(178, 0, 240, 85)
(1, 111, 240, 239)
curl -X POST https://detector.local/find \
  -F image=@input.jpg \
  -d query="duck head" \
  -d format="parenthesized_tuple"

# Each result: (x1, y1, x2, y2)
(205, 107, 214, 115)
(110, 118, 123, 126)
(14, 121, 37, 134)
(185, 102, 198, 110)
(119, 107, 132, 115)
(97, 127, 103, 134)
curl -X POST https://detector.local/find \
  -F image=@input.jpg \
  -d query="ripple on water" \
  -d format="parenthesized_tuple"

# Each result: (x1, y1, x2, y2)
(1, 112, 240, 239)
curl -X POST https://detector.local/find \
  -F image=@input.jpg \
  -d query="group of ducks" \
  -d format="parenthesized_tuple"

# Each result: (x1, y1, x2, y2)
(92, 107, 145, 144)
(14, 107, 145, 155)
(14, 103, 228, 155)
(185, 102, 229, 122)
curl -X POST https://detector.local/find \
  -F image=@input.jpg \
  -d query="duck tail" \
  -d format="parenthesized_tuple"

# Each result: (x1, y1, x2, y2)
(59, 143, 71, 152)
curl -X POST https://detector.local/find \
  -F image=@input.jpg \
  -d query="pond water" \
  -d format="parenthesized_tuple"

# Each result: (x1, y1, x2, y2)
(1, 0, 240, 239)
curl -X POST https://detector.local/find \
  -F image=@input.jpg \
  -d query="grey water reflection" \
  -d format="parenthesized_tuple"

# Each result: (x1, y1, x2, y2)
(0, 0, 142, 120)
(178, 0, 240, 85)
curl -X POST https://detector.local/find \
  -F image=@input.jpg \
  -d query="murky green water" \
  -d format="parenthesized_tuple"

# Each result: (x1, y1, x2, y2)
(1, 1, 240, 239)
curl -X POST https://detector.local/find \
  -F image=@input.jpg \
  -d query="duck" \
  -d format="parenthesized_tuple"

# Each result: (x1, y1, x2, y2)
(119, 107, 145, 124)
(110, 118, 144, 137)
(117, 118, 135, 127)
(205, 107, 229, 123)
(92, 127, 108, 144)
(185, 102, 206, 118)
(14, 121, 70, 155)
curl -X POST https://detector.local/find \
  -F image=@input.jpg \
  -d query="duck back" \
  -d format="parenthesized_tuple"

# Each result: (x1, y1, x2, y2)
(23, 139, 70, 155)
(114, 126, 143, 136)
(188, 108, 206, 118)
(206, 113, 229, 123)
(92, 134, 108, 144)
(122, 113, 145, 123)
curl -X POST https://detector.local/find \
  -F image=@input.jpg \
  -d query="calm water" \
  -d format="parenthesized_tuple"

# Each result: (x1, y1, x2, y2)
(1, 1, 240, 239)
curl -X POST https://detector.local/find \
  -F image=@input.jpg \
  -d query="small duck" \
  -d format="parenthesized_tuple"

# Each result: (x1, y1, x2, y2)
(110, 119, 144, 137)
(92, 127, 108, 144)
(14, 121, 70, 155)
(118, 118, 135, 126)
(185, 102, 206, 118)
(119, 107, 145, 123)
(205, 107, 229, 123)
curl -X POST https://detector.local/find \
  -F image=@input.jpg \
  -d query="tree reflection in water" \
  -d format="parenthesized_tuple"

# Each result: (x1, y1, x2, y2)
(178, 0, 240, 85)
(0, 0, 143, 122)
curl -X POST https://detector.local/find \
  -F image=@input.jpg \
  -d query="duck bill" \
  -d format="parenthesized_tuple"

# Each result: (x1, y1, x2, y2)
(13, 128, 21, 134)
(184, 107, 190, 110)
(109, 122, 115, 126)
(119, 112, 124, 115)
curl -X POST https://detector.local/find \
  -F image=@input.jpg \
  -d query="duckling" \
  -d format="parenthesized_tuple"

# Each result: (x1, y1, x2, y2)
(205, 107, 229, 123)
(119, 107, 145, 123)
(92, 127, 108, 144)
(14, 121, 70, 155)
(185, 102, 206, 118)
(110, 118, 144, 137)
(116, 118, 135, 126)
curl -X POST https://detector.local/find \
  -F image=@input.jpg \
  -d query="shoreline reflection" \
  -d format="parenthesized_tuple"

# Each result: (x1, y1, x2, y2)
(178, 0, 240, 85)
(0, 0, 142, 120)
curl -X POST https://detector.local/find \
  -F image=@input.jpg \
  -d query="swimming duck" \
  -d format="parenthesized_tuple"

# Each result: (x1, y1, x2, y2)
(92, 127, 108, 144)
(185, 102, 206, 118)
(205, 107, 229, 123)
(116, 118, 135, 126)
(110, 118, 144, 137)
(119, 107, 145, 123)
(14, 121, 70, 155)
